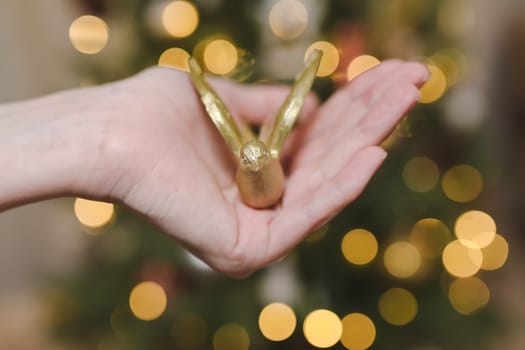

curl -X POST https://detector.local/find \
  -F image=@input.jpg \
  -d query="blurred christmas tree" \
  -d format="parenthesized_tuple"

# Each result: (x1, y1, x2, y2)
(47, 0, 510, 349)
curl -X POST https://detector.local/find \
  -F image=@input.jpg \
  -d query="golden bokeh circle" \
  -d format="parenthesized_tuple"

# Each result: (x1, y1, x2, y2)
(74, 198, 114, 229)
(158, 47, 190, 71)
(442, 240, 482, 278)
(419, 64, 447, 103)
(454, 210, 496, 249)
(340, 313, 376, 350)
(347, 55, 381, 81)
(204, 39, 238, 75)
(305, 41, 340, 77)
(129, 281, 167, 321)
(378, 288, 418, 326)
(269, 0, 308, 40)
(481, 234, 509, 271)
(258, 303, 296, 341)
(442, 164, 483, 203)
(448, 277, 490, 315)
(303, 309, 342, 348)
(69, 15, 109, 54)
(162, 1, 199, 38)
(341, 229, 378, 265)
(409, 218, 451, 258)
(402, 157, 440, 193)
(213, 323, 250, 350)
(384, 242, 421, 278)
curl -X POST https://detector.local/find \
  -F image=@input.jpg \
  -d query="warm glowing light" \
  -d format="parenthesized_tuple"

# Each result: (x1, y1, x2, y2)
(158, 47, 190, 71)
(129, 281, 167, 321)
(442, 240, 482, 278)
(378, 288, 418, 326)
(268, 0, 308, 40)
(305, 41, 340, 77)
(162, 1, 199, 38)
(384, 242, 421, 278)
(454, 210, 496, 249)
(258, 303, 296, 341)
(172, 312, 208, 349)
(410, 218, 451, 259)
(341, 229, 378, 265)
(402, 157, 440, 193)
(303, 309, 342, 348)
(213, 323, 250, 350)
(448, 277, 490, 315)
(347, 55, 381, 81)
(69, 15, 109, 54)
(419, 64, 447, 103)
(432, 49, 464, 87)
(204, 39, 238, 75)
(340, 313, 376, 350)
(74, 198, 114, 229)
(442, 165, 483, 203)
(481, 234, 509, 271)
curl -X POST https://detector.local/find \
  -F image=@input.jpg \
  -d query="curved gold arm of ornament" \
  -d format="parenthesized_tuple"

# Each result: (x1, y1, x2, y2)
(188, 57, 244, 157)
(266, 49, 323, 157)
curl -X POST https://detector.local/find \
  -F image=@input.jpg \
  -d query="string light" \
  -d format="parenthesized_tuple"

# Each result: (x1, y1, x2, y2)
(402, 157, 440, 193)
(442, 165, 483, 203)
(159, 47, 190, 71)
(305, 41, 340, 77)
(384, 242, 421, 278)
(303, 309, 342, 348)
(172, 312, 208, 349)
(378, 288, 418, 326)
(129, 281, 167, 321)
(448, 277, 489, 315)
(481, 234, 509, 271)
(268, 0, 308, 40)
(74, 198, 114, 229)
(442, 240, 482, 278)
(454, 210, 496, 249)
(213, 323, 250, 350)
(340, 313, 376, 350)
(204, 39, 238, 75)
(162, 1, 199, 38)
(419, 64, 447, 103)
(347, 55, 380, 81)
(69, 15, 109, 54)
(409, 218, 451, 259)
(341, 229, 378, 265)
(258, 303, 296, 341)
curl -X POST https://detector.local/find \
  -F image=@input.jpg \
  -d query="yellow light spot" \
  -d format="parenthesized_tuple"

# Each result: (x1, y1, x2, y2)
(258, 303, 296, 341)
(172, 312, 208, 349)
(409, 218, 451, 259)
(431, 49, 464, 87)
(129, 281, 167, 321)
(74, 198, 114, 229)
(213, 323, 250, 350)
(69, 15, 109, 54)
(384, 242, 421, 278)
(159, 47, 190, 71)
(402, 157, 440, 193)
(454, 210, 496, 249)
(442, 240, 482, 278)
(340, 313, 376, 350)
(269, 0, 308, 40)
(419, 64, 447, 103)
(448, 277, 490, 315)
(162, 1, 199, 38)
(307, 223, 330, 243)
(442, 165, 483, 203)
(481, 234, 509, 271)
(204, 39, 238, 75)
(303, 309, 342, 348)
(341, 229, 378, 265)
(347, 55, 381, 81)
(378, 288, 418, 326)
(305, 41, 340, 77)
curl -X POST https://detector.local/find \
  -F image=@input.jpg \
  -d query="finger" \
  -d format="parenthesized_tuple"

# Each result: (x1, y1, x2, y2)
(268, 146, 387, 258)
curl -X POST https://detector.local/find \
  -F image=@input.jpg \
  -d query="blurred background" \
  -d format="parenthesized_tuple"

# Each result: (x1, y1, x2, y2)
(1, 0, 524, 349)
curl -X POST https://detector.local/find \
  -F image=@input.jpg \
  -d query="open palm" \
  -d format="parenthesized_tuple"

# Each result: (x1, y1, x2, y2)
(104, 61, 429, 277)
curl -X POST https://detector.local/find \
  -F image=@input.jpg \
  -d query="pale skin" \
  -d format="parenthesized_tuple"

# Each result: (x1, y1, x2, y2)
(0, 61, 429, 277)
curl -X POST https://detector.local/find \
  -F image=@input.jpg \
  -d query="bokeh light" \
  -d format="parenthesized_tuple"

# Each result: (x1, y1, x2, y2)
(402, 157, 440, 193)
(69, 15, 109, 54)
(419, 64, 447, 103)
(410, 218, 451, 259)
(162, 1, 199, 38)
(340, 313, 376, 350)
(341, 229, 378, 265)
(347, 55, 381, 81)
(442, 240, 482, 278)
(305, 41, 340, 77)
(213, 323, 250, 350)
(481, 234, 509, 271)
(129, 281, 167, 321)
(158, 47, 190, 71)
(269, 0, 308, 40)
(384, 242, 421, 278)
(431, 49, 465, 87)
(454, 210, 496, 249)
(204, 39, 238, 75)
(378, 288, 418, 326)
(442, 165, 483, 203)
(448, 277, 490, 315)
(172, 312, 208, 349)
(74, 198, 114, 229)
(303, 309, 342, 348)
(258, 302, 296, 341)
